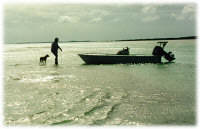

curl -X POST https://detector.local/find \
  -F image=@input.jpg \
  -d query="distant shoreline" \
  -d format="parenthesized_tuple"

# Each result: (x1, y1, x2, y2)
(6, 36, 196, 44)
(114, 36, 196, 42)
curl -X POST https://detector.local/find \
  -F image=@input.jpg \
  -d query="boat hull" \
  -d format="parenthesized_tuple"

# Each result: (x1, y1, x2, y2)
(78, 53, 161, 64)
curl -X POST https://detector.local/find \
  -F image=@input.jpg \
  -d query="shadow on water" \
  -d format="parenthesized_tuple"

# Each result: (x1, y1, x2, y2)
(80, 63, 133, 67)
(80, 62, 175, 66)
(81, 63, 113, 66)
(161, 61, 175, 65)
(39, 64, 47, 66)
(51, 64, 65, 69)
(9, 64, 31, 66)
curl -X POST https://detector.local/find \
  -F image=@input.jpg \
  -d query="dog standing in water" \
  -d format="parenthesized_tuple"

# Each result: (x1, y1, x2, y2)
(40, 54, 49, 64)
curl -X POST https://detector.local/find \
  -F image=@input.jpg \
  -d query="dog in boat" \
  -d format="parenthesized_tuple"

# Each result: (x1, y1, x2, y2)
(40, 54, 49, 64)
(117, 47, 130, 55)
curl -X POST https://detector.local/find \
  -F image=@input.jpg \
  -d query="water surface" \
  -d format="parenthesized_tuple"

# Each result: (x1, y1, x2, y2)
(4, 40, 196, 125)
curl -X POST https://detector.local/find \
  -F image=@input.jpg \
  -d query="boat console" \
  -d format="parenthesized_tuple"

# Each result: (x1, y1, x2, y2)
(117, 47, 130, 55)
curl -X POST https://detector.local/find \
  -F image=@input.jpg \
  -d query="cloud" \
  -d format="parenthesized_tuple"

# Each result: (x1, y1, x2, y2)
(90, 17, 102, 23)
(88, 9, 110, 17)
(182, 4, 195, 14)
(58, 16, 80, 23)
(4, 4, 196, 43)
(170, 4, 195, 21)
(171, 13, 184, 20)
(142, 15, 160, 22)
(86, 9, 110, 23)
(141, 5, 160, 22)
(142, 5, 157, 14)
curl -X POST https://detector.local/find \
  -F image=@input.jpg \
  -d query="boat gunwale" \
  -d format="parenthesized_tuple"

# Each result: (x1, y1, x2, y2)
(78, 53, 159, 57)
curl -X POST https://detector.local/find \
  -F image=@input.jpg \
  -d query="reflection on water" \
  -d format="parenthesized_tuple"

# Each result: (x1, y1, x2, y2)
(4, 40, 196, 125)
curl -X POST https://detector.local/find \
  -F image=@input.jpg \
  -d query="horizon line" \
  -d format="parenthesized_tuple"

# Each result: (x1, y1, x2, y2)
(5, 35, 196, 44)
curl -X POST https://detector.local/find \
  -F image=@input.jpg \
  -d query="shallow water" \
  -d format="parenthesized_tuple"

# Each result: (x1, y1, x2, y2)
(4, 40, 196, 125)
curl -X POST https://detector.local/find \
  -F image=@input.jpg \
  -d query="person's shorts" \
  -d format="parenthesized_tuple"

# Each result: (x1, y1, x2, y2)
(52, 51, 58, 56)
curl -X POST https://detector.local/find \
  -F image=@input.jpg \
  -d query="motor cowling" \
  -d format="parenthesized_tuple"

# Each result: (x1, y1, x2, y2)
(152, 46, 165, 56)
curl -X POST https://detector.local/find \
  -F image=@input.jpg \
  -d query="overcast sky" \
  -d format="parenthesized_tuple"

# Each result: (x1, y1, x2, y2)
(4, 4, 196, 43)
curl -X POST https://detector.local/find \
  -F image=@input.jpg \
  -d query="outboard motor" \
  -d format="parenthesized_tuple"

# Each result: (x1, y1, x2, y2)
(164, 51, 175, 62)
(152, 41, 175, 62)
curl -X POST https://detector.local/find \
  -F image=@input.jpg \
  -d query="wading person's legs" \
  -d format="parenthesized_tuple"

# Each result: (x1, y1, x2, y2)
(55, 55, 58, 65)
(53, 52, 58, 65)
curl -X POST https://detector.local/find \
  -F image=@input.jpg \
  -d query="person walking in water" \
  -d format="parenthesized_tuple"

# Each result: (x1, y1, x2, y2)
(51, 37, 62, 65)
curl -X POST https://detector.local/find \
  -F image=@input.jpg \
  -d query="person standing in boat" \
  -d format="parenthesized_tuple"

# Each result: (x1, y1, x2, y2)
(51, 37, 62, 65)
